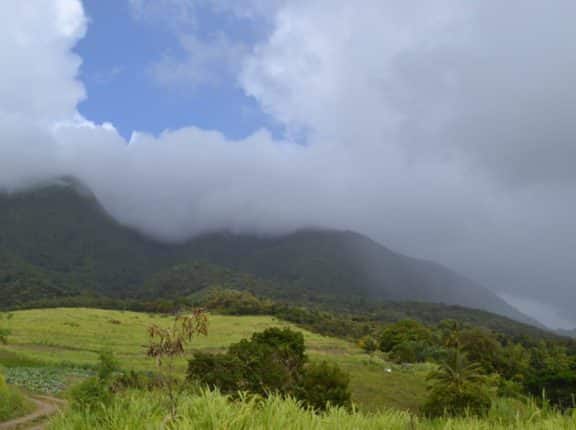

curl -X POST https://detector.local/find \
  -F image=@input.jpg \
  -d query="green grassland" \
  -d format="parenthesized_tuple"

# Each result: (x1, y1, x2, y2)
(48, 390, 576, 430)
(0, 308, 428, 412)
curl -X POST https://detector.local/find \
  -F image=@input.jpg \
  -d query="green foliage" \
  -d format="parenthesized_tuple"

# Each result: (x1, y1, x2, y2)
(97, 349, 119, 381)
(187, 352, 245, 393)
(389, 340, 445, 364)
(189, 327, 307, 397)
(0, 367, 31, 421)
(298, 361, 351, 411)
(188, 327, 351, 410)
(69, 376, 112, 410)
(525, 369, 576, 410)
(69, 350, 120, 409)
(109, 370, 164, 392)
(378, 320, 435, 353)
(423, 350, 492, 417)
(357, 335, 378, 355)
(0, 185, 540, 330)
(457, 327, 502, 373)
(48, 389, 576, 430)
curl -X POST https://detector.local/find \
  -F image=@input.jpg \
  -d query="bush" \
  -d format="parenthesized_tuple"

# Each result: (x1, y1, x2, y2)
(188, 328, 307, 397)
(110, 370, 165, 392)
(187, 327, 351, 411)
(226, 327, 307, 396)
(69, 376, 112, 409)
(422, 387, 491, 418)
(525, 369, 576, 410)
(297, 361, 351, 411)
(187, 352, 245, 394)
(1, 366, 31, 421)
(69, 349, 119, 409)
(97, 349, 119, 381)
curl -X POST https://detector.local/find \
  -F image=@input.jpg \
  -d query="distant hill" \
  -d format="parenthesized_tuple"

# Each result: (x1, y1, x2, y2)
(557, 328, 576, 339)
(0, 182, 535, 326)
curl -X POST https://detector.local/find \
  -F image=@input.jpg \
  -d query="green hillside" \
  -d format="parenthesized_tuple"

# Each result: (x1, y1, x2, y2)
(0, 308, 429, 412)
(0, 183, 534, 326)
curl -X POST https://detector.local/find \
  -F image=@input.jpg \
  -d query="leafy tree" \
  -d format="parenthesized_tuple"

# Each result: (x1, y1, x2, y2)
(378, 320, 435, 353)
(457, 327, 501, 374)
(147, 309, 208, 419)
(297, 361, 351, 411)
(423, 349, 492, 417)
(188, 327, 350, 410)
(358, 335, 378, 356)
(226, 327, 307, 396)
(390, 340, 445, 364)
(525, 369, 576, 410)
(187, 352, 245, 393)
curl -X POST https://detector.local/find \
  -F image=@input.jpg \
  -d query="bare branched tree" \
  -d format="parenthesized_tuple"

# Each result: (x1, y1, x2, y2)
(147, 308, 208, 420)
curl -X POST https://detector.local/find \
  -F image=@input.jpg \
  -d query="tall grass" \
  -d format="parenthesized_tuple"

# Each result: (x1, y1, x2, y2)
(0, 368, 33, 421)
(48, 389, 576, 430)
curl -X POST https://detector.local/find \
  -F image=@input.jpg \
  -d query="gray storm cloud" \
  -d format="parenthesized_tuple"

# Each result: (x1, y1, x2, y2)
(1, 0, 575, 328)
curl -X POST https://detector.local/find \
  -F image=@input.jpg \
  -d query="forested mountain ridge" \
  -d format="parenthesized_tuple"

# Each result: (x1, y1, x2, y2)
(0, 182, 534, 326)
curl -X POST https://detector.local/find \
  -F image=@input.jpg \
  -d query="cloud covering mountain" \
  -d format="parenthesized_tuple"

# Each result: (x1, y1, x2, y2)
(1, 0, 575, 327)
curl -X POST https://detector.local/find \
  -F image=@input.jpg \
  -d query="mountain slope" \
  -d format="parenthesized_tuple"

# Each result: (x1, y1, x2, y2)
(0, 182, 532, 324)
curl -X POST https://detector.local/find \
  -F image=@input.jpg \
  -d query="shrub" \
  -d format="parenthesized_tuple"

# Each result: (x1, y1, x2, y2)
(187, 327, 351, 411)
(69, 349, 119, 409)
(0, 376, 31, 421)
(227, 327, 307, 396)
(422, 387, 491, 418)
(69, 376, 112, 409)
(187, 352, 245, 394)
(110, 370, 165, 392)
(97, 349, 119, 381)
(525, 369, 576, 410)
(297, 361, 351, 411)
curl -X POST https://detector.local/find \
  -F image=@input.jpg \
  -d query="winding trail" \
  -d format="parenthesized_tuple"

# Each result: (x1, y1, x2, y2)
(0, 396, 66, 430)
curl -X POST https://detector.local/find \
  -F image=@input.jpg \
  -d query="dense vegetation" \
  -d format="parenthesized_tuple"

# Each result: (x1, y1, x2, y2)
(188, 327, 351, 411)
(1, 308, 575, 429)
(48, 390, 576, 430)
(0, 183, 531, 323)
(0, 367, 32, 421)
(2, 183, 575, 428)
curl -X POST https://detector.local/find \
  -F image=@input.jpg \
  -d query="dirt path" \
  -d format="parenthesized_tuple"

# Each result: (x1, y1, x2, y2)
(0, 396, 66, 430)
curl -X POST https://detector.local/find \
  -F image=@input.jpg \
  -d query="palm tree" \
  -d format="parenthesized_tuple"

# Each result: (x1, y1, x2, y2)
(428, 349, 487, 394)
(423, 349, 492, 417)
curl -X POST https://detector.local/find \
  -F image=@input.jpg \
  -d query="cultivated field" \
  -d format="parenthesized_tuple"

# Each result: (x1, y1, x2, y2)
(0, 308, 429, 412)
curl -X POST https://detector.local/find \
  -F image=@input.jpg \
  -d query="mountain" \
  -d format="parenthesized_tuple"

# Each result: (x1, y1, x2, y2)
(0, 182, 534, 325)
(557, 329, 576, 339)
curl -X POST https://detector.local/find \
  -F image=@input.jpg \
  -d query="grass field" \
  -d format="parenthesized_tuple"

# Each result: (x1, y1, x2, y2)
(0, 308, 429, 412)
(47, 390, 576, 430)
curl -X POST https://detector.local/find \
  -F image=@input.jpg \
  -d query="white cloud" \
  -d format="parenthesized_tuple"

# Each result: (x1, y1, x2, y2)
(1, 0, 576, 326)
(0, 0, 85, 124)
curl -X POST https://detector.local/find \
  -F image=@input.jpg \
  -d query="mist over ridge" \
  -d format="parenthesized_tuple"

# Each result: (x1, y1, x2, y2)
(1, 0, 575, 328)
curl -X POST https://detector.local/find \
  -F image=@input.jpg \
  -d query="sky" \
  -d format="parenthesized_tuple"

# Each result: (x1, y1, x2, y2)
(1, 0, 575, 329)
